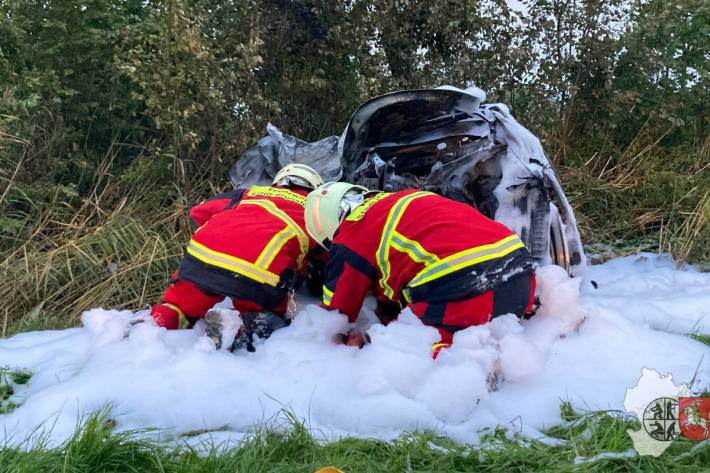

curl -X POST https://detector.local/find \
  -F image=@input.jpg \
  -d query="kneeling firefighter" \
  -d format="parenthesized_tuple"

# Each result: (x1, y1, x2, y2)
(304, 182, 536, 357)
(149, 164, 324, 351)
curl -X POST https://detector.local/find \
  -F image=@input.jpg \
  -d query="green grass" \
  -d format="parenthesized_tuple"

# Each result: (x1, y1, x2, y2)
(690, 334, 710, 347)
(0, 368, 32, 414)
(1, 406, 709, 473)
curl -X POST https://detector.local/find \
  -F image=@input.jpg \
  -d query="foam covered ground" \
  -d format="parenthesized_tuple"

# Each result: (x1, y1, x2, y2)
(1, 253, 709, 449)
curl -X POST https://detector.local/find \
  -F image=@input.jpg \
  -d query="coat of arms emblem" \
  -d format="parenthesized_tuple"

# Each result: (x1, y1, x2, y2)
(679, 397, 710, 441)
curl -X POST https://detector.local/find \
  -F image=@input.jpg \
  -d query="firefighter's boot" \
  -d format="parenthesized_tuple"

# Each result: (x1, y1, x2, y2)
(231, 311, 288, 352)
(204, 309, 241, 350)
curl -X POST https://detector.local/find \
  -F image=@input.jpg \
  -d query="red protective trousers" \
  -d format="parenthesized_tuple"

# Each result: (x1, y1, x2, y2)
(152, 276, 288, 330)
(407, 272, 536, 344)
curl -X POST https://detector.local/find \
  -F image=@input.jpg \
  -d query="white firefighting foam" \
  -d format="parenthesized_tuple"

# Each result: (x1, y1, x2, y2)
(0, 253, 709, 450)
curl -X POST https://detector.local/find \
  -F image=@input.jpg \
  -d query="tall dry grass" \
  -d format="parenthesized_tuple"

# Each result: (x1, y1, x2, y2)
(0, 139, 203, 333)
(561, 124, 710, 264)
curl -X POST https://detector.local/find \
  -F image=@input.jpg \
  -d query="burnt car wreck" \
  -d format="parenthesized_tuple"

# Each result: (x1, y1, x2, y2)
(230, 87, 586, 276)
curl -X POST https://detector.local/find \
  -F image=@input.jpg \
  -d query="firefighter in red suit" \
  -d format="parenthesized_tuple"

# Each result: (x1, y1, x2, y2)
(149, 164, 324, 349)
(304, 182, 536, 357)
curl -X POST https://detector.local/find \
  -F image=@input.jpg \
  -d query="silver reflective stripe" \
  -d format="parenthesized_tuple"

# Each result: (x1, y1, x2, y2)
(255, 226, 294, 267)
(390, 233, 438, 265)
(322, 285, 333, 305)
(407, 234, 524, 288)
(186, 240, 280, 286)
(240, 199, 309, 266)
(376, 191, 433, 299)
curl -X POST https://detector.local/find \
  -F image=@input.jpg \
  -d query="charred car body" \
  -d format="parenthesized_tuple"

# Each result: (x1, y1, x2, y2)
(230, 87, 586, 277)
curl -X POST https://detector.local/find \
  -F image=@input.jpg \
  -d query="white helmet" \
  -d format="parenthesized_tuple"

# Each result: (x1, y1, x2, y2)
(272, 163, 324, 190)
(305, 182, 368, 246)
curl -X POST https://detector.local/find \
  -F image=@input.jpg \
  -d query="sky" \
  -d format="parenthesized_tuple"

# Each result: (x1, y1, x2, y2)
(1, 252, 709, 451)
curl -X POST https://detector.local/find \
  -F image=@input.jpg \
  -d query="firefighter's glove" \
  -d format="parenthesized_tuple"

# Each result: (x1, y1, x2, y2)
(333, 330, 370, 348)
(231, 311, 288, 352)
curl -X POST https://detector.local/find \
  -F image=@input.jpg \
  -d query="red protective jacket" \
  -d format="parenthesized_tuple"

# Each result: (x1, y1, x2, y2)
(322, 190, 535, 332)
(177, 185, 318, 308)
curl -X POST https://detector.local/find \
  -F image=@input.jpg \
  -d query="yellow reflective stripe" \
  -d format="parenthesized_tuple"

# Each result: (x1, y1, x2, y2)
(246, 185, 306, 206)
(186, 240, 280, 286)
(376, 192, 434, 299)
(240, 199, 309, 266)
(432, 342, 451, 351)
(346, 192, 390, 221)
(322, 285, 333, 306)
(389, 231, 437, 304)
(255, 226, 295, 268)
(390, 232, 439, 266)
(162, 303, 188, 328)
(407, 234, 525, 288)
